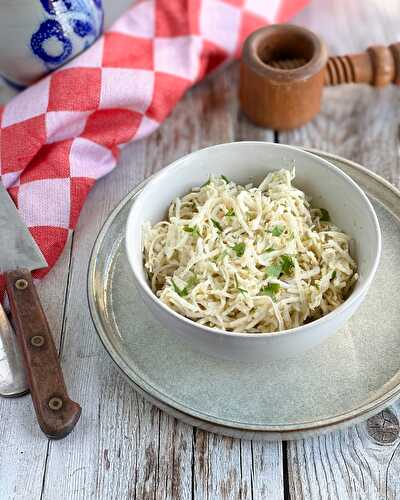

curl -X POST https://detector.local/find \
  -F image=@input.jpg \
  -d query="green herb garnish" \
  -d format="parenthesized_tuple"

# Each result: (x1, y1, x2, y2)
(211, 218, 223, 232)
(183, 225, 200, 236)
(319, 208, 330, 222)
(221, 175, 229, 184)
(265, 255, 294, 279)
(260, 283, 280, 298)
(225, 208, 235, 217)
(231, 242, 246, 257)
(281, 255, 294, 274)
(265, 263, 282, 279)
(315, 283, 320, 290)
(271, 225, 285, 237)
(201, 177, 211, 187)
(171, 279, 188, 297)
(263, 246, 274, 253)
(331, 270, 337, 280)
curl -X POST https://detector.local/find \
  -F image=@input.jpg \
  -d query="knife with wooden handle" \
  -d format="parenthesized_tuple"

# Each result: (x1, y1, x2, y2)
(0, 182, 81, 439)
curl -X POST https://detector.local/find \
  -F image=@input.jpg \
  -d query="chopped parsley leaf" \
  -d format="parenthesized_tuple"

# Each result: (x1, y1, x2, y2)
(171, 279, 188, 297)
(231, 242, 246, 257)
(281, 255, 294, 274)
(331, 270, 337, 280)
(265, 255, 294, 279)
(271, 225, 285, 237)
(266, 263, 282, 279)
(221, 175, 230, 184)
(225, 208, 235, 217)
(201, 177, 211, 187)
(263, 246, 274, 253)
(211, 218, 223, 232)
(260, 283, 280, 298)
(183, 225, 200, 236)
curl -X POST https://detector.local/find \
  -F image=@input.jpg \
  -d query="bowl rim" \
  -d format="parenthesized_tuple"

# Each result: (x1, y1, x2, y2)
(126, 141, 382, 339)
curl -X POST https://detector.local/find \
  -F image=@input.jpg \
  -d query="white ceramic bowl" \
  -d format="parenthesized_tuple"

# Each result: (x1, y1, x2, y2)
(126, 142, 381, 362)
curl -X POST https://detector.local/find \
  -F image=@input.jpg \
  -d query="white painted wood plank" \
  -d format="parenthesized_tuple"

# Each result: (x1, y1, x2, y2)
(288, 420, 400, 500)
(156, 414, 193, 499)
(292, 0, 400, 53)
(0, 234, 73, 500)
(192, 436, 284, 500)
(282, 1, 400, 498)
(41, 67, 284, 500)
(193, 432, 249, 500)
(251, 440, 285, 500)
(41, 137, 148, 500)
(11, 0, 400, 495)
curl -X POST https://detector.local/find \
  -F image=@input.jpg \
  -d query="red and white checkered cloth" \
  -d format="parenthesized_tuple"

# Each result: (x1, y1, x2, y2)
(0, 0, 308, 289)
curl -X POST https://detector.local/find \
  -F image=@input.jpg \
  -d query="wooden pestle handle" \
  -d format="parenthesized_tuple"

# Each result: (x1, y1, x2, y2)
(5, 269, 81, 439)
(325, 42, 400, 87)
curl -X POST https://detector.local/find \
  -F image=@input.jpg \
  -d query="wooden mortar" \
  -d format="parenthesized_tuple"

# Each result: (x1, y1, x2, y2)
(240, 24, 400, 130)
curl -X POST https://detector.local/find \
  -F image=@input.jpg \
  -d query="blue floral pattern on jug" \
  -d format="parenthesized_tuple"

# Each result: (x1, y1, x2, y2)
(31, 0, 103, 69)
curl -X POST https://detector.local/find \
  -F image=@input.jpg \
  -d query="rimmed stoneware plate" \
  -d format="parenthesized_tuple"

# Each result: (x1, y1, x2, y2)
(88, 149, 400, 440)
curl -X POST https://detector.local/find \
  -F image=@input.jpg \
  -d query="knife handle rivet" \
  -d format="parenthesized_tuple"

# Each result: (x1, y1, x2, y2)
(48, 397, 63, 411)
(15, 279, 28, 291)
(30, 335, 45, 348)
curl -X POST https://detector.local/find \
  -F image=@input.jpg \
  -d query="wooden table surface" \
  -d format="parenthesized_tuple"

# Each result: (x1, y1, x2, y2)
(1, 1, 400, 498)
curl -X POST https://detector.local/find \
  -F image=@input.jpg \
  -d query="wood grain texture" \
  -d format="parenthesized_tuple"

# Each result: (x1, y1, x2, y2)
(1, 1, 400, 498)
(282, 1, 400, 498)
(192, 435, 283, 500)
(39, 67, 283, 500)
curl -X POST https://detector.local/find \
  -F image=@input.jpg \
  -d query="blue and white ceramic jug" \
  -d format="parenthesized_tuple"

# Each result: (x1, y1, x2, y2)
(0, 0, 104, 87)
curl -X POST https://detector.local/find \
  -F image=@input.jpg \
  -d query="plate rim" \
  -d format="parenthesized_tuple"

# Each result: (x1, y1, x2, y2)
(87, 147, 400, 439)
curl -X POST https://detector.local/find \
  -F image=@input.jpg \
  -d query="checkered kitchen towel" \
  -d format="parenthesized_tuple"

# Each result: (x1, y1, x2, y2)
(0, 0, 308, 288)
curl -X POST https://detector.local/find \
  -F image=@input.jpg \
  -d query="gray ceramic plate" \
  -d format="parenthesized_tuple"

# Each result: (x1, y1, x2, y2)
(88, 149, 400, 440)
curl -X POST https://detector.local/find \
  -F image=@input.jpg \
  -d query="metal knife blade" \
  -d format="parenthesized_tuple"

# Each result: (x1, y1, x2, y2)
(0, 182, 32, 397)
(0, 303, 28, 397)
(0, 182, 47, 273)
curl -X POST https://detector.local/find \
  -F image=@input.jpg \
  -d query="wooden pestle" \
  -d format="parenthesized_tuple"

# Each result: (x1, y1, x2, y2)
(239, 25, 400, 130)
(325, 43, 400, 86)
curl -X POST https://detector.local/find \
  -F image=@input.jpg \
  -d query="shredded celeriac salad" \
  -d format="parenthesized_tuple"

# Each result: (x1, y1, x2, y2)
(142, 169, 358, 333)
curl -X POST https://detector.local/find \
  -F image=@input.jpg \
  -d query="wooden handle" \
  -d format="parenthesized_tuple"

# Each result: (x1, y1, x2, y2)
(5, 269, 81, 439)
(325, 43, 400, 87)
